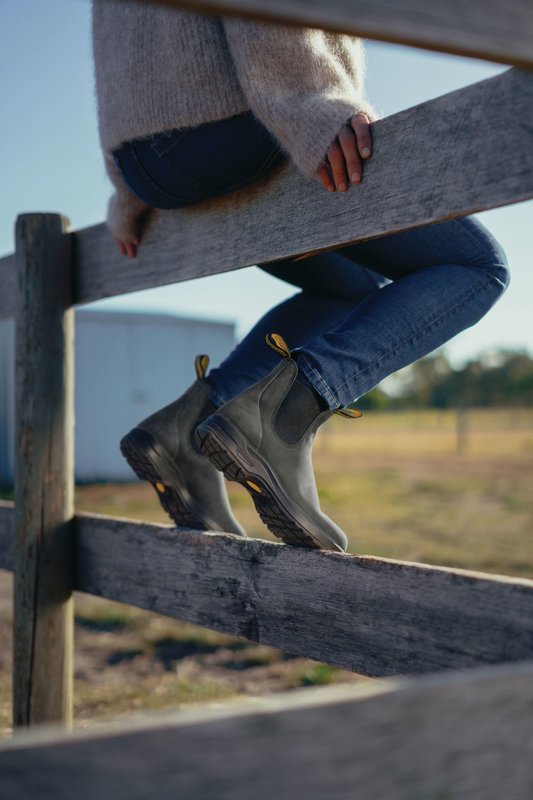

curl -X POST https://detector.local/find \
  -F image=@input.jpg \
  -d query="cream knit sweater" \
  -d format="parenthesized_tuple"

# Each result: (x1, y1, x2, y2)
(92, 1, 378, 241)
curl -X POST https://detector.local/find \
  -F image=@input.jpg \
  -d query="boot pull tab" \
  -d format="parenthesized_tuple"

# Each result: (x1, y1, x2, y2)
(335, 407, 363, 419)
(265, 333, 291, 359)
(265, 333, 361, 417)
(195, 354, 210, 380)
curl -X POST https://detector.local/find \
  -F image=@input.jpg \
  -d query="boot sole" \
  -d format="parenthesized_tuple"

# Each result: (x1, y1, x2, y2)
(196, 415, 347, 552)
(120, 427, 213, 530)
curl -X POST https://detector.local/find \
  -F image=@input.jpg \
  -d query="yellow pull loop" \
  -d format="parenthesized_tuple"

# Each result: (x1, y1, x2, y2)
(195, 354, 210, 380)
(265, 333, 291, 359)
(335, 407, 363, 419)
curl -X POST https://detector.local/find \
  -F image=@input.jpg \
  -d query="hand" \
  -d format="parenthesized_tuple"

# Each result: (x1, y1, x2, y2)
(316, 111, 372, 193)
(116, 236, 139, 258)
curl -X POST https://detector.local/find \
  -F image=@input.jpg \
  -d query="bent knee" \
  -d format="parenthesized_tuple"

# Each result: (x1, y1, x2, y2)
(485, 239, 510, 295)
(458, 217, 510, 292)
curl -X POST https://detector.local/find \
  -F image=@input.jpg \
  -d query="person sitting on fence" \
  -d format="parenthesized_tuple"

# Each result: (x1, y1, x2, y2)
(92, 1, 509, 552)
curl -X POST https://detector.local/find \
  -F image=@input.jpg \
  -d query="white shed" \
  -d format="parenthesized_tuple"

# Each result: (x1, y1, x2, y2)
(0, 310, 236, 483)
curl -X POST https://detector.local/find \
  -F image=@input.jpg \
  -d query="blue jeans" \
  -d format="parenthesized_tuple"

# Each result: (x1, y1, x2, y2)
(113, 112, 510, 409)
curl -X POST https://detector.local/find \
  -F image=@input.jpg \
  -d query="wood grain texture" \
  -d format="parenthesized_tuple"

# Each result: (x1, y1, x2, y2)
(1, 661, 533, 799)
(1, 69, 531, 318)
(0, 502, 14, 571)
(72, 68, 533, 306)
(144, 0, 533, 68)
(74, 514, 533, 678)
(2, 505, 533, 676)
(14, 214, 75, 729)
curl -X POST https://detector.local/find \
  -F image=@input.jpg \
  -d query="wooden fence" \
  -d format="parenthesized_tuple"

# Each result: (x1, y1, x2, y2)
(0, 0, 532, 795)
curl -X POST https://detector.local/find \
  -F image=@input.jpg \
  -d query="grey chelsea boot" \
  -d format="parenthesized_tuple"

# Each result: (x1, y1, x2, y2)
(120, 355, 246, 536)
(196, 334, 360, 551)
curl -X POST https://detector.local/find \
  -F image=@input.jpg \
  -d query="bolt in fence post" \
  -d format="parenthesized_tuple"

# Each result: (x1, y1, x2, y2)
(13, 213, 74, 728)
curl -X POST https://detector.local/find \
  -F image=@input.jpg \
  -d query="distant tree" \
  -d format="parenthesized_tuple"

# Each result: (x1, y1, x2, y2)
(359, 349, 533, 409)
(352, 388, 391, 411)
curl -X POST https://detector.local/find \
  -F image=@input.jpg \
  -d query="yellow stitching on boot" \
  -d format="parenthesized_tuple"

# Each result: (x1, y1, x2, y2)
(246, 480, 263, 493)
(155, 482, 166, 493)
(195, 354, 210, 379)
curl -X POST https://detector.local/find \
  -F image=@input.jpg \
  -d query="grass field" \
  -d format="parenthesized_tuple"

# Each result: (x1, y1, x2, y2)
(1, 407, 531, 735)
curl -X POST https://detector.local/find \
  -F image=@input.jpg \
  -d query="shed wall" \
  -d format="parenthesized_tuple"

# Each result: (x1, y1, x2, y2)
(0, 311, 236, 483)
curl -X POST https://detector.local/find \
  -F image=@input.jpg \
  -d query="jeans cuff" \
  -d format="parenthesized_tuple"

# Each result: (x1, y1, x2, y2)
(296, 354, 339, 410)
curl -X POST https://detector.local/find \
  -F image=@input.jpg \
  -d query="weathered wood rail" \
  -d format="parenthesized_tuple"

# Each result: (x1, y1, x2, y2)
(1, 0, 532, 795)
(1, 67, 533, 318)
(140, 0, 533, 68)
(1, 662, 533, 800)
(1, 505, 533, 676)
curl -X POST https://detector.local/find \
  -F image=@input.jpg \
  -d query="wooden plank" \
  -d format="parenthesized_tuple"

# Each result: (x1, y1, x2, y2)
(14, 214, 75, 729)
(0, 254, 16, 318)
(74, 514, 533, 678)
(148, 0, 533, 68)
(0, 502, 14, 571)
(73, 68, 533, 306)
(1, 661, 533, 799)
(1, 69, 532, 318)
(3, 505, 533, 675)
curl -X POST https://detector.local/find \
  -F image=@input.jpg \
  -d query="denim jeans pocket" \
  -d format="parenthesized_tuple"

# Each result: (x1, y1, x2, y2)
(149, 128, 191, 158)
(113, 113, 287, 208)
(153, 113, 286, 197)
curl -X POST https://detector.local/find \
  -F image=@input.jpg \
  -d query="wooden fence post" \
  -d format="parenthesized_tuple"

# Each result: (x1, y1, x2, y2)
(13, 213, 74, 728)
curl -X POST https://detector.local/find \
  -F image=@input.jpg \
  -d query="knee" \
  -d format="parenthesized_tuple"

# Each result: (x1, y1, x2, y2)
(487, 242, 510, 296)
(459, 217, 510, 294)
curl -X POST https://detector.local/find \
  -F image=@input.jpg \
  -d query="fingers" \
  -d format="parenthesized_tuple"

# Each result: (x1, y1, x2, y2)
(350, 111, 372, 160)
(326, 139, 349, 192)
(317, 163, 335, 193)
(338, 125, 362, 186)
(317, 111, 373, 193)
(116, 237, 138, 258)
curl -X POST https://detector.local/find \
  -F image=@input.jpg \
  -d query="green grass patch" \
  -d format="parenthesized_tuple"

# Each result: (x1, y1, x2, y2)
(293, 663, 340, 687)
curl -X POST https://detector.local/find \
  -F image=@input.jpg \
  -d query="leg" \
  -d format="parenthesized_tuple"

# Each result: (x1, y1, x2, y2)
(292, 216, 510, 407)
(206, 251, 390, 406)
(208, 216, 508, 408)
(197, 215, 509, 551)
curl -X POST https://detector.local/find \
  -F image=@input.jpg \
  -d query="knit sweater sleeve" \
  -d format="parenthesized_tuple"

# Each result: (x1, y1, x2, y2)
(221, 19, 379, 179)
(103, 151, 152, 242)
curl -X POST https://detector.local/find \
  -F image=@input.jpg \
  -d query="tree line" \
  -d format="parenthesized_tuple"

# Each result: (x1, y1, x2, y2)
(358, 349, 533, 410)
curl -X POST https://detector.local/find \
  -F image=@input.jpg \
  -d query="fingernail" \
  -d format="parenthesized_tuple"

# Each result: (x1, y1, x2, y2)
(351, 173, 360, 184)
(361, 147, 371, 158)
(338, 183, 347, 192)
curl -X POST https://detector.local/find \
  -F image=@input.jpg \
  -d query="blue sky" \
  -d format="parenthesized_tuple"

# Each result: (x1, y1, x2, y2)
(1, 0, 531, 365)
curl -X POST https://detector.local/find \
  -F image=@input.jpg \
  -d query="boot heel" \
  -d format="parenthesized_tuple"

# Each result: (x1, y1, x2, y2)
(195, 421, 247, 483)
(120, 428, 207, 530)
(120, 428, 163, 486)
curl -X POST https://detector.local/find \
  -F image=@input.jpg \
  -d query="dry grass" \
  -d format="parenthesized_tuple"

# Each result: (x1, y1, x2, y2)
(1, 407, 531, 735)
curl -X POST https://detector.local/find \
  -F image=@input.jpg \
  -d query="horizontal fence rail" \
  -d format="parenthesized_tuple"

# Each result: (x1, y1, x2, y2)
(1, 504, 533, 678)
(139, 0, 533, 69)
(1, 661, 533, 799)
(1, 67, 532, 319)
